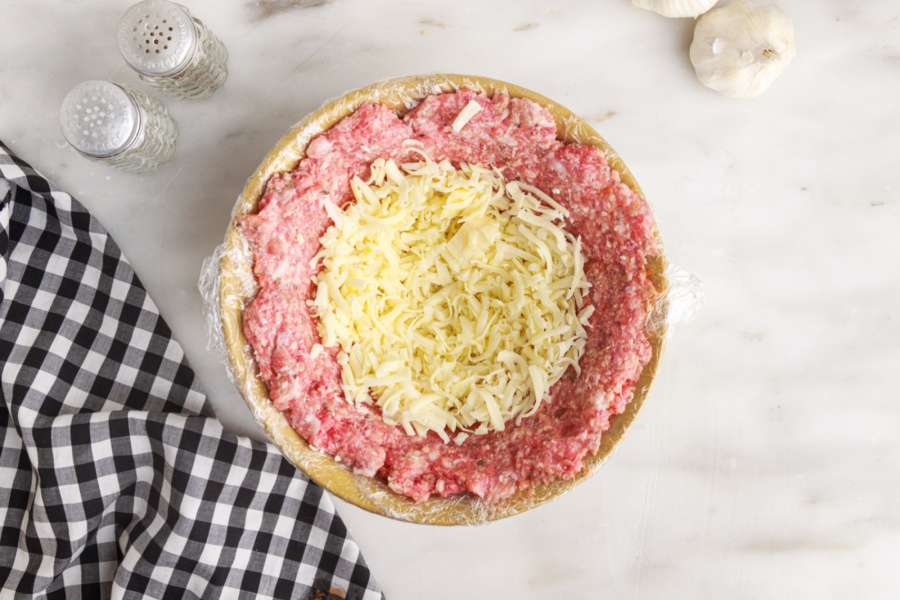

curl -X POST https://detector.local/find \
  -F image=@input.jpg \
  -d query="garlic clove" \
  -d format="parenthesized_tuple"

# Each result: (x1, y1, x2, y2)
(689, 1, 797, 98)
(632, 0, 719, 19)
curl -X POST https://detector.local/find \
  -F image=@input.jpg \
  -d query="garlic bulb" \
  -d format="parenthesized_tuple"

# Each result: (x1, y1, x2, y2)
(690, 1, 796, 98)
(632, 0, 718, 19)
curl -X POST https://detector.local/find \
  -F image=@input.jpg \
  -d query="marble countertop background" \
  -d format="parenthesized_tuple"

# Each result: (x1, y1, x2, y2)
(2, 1, 899, 598)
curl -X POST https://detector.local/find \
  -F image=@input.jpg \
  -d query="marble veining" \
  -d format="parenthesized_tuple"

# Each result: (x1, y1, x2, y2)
(1, 1, 898, 599)
(250, 0, 333, 21)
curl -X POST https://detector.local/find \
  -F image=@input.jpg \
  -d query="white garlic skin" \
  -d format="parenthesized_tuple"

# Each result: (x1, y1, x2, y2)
(632, 0, 719, 19)
(690, 1, 796, 98)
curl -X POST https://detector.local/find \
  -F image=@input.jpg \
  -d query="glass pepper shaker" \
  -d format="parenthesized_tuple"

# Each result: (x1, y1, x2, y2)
(59, 80, 178, 173)
(117, 0, 228, 100)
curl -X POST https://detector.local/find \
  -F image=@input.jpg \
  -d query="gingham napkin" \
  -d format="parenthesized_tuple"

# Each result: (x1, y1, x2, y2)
(0, 141, 382, 600)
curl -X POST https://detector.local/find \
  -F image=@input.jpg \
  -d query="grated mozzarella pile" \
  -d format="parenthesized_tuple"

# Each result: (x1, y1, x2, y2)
(311, 151, 592, 441)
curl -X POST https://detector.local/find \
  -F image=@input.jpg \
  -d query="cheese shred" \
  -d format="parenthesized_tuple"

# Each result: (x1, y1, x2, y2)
(450, 100, 483, 133)
(312, 154, 592, 439)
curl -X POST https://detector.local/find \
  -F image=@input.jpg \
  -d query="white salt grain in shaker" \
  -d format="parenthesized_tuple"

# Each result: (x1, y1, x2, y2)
(60, 80, 177, 173)
(117, 0, 228, 100)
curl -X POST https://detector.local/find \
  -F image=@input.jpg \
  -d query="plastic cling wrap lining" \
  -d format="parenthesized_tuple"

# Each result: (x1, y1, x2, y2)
(198, 74, 703, 525)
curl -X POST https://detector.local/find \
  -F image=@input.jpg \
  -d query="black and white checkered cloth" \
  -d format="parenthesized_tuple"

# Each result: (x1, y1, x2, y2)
(0, 141, 382, 600)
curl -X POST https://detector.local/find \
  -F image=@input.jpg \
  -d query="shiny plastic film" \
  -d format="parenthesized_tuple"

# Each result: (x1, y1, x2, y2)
(198, 74, 702, 525)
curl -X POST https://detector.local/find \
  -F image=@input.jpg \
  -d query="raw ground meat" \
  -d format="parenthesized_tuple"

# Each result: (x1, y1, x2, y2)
(239, 90, 659, 503)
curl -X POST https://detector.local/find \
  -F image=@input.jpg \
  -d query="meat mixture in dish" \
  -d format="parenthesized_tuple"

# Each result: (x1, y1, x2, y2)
(239, 90, 659, 503)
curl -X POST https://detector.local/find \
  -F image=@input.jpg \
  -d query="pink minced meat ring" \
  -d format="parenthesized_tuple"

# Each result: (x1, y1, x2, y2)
(239, 90, 659, 503)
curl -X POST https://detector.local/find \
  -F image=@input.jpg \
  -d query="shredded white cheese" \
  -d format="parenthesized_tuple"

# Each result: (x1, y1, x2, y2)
(312, 155, 592, 438)
(450, 99, 484, 133)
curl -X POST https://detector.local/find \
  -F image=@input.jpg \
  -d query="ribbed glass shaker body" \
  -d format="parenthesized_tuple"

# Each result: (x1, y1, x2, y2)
(59, 81, 177, 174)
(119, 88, 178, 171)
(118, 0, 227, 100)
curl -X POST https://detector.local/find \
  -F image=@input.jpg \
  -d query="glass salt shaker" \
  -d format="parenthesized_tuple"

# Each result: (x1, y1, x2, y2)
(60, 80, 177, 173)
(117, 0, 228, 100)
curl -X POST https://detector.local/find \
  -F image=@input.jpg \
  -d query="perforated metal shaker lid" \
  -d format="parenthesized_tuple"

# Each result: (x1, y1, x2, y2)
(60, 81, 141, 158)
(117, 0, 196, 77)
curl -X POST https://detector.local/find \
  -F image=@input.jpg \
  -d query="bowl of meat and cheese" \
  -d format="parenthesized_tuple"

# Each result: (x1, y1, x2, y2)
(218, 75, 667, 524)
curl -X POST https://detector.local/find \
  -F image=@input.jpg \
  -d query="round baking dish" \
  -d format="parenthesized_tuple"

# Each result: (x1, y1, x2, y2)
(218, 74, 667, 525)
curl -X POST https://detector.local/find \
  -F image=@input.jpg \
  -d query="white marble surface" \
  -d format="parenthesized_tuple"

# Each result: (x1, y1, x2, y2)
(2, 0, 899, 598)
